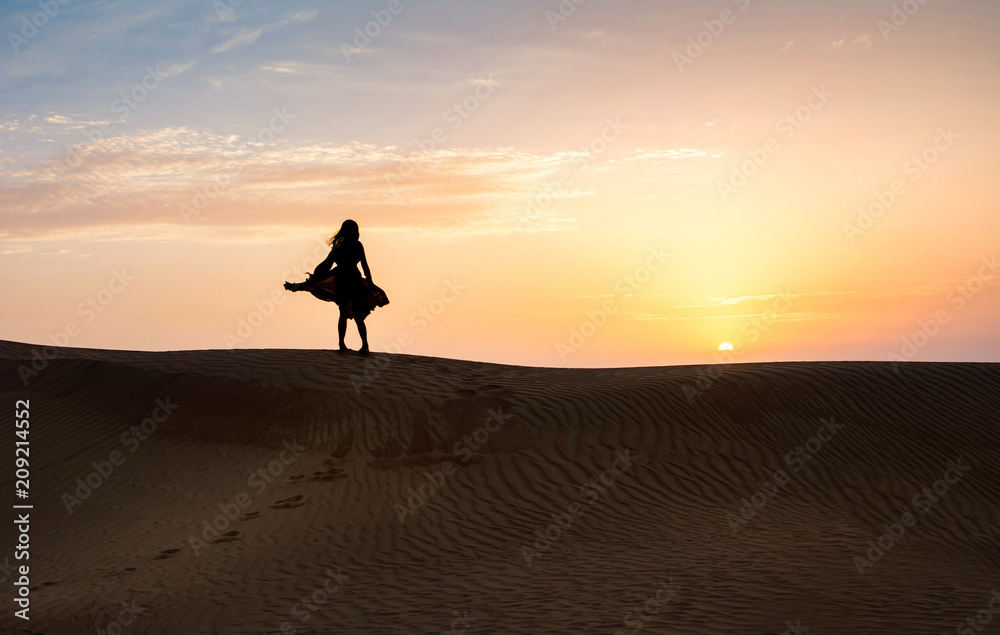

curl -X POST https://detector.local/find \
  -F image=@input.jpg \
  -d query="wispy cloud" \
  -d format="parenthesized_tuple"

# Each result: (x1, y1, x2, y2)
(832, 35, 872, 50)
(211, 27, 263, 53)
(275, 9, 319, 27)
(851, 34, 873, 48)
(211, 10, 318, 54)
(610, 149, 711, 164)
(0, 119, 713, 243)
(260, 65, 300, 74)
(162, 60, 197, 78)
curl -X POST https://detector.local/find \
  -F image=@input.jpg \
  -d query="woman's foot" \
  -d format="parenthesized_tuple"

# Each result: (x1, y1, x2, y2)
(338, 343, 351, 353)
(358, 345, 370, 356)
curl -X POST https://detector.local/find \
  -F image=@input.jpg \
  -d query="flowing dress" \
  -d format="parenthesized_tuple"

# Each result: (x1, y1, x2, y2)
(285, 241, 389, 320)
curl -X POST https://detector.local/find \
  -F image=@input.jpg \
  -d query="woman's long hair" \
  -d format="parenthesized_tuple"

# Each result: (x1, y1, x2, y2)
(327, 219, 360, 247)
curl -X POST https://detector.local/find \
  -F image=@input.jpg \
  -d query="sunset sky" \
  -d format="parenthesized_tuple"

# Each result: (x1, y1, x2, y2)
(2, 0, 999, 367)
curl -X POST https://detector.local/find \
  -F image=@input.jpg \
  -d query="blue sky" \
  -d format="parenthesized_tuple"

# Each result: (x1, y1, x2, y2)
(2, 0, 999, 366)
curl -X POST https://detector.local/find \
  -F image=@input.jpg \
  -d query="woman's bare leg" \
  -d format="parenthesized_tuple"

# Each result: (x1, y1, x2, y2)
(338, 308, 349, 351)
(357, 317, 369, 353)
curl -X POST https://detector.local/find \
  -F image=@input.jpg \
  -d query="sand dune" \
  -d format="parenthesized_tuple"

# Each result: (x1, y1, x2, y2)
(1, 339, 999, 634)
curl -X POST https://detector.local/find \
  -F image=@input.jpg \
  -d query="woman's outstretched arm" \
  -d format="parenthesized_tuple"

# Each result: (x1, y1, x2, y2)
(312, 247, 336, 279)
(360, 243, 373, 282)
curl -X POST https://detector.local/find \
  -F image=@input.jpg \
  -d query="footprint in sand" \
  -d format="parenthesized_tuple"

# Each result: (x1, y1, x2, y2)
(271, 494, 305, 509)
(287, 474, 306, 484)
(210, 530, 243, 544)
(153, 548, 180, 560)
(240, 511, 262, 521)
(29, 581, 58, 591)
(310, 467, 345, 482)
(104, 567, 137, 578)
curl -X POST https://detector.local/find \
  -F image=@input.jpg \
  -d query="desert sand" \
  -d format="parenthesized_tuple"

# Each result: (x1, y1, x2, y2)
(1, 339, 999, 634)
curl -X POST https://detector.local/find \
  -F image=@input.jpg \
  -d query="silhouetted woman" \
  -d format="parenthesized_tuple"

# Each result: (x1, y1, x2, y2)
(284, 220, 389, 354)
